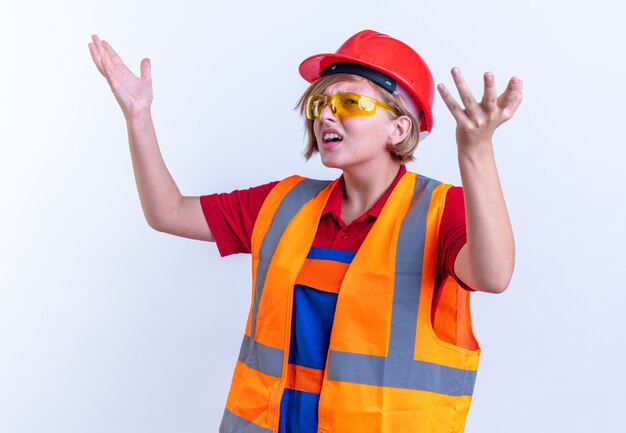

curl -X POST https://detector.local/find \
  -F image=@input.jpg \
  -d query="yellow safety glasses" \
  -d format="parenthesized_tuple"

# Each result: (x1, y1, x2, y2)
(306, 92, 399, 120)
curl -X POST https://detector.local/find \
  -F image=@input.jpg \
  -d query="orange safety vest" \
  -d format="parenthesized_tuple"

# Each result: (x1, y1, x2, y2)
(220, 172, 481, 433)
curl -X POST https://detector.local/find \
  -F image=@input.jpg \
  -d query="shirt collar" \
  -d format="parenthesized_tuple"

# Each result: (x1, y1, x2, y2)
(323, 165, 407, 225)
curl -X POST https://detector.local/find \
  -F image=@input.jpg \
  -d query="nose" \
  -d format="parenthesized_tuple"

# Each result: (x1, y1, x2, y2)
(318, 103, 337, 123)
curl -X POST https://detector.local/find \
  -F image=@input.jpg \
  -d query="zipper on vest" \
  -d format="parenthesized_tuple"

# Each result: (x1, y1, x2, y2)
(267, 380, 281, 428)
(317, 298, 340, 433)
(318, 370, 330, 433)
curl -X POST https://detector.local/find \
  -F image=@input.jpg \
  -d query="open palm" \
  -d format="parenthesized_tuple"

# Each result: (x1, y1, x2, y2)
(437, 67, 523, 150)
(88, 34, 153, 119)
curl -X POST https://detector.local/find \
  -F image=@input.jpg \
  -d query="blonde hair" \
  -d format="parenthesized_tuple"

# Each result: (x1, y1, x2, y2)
(295, 74, 421, 162)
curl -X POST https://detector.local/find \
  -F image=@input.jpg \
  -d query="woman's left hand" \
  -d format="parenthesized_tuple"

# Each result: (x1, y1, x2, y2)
(437, 67, 523, 153)
(437, 67, 521, 294)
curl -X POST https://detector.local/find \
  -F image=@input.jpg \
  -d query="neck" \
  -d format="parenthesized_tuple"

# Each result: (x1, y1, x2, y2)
(340, 159, 402, 222)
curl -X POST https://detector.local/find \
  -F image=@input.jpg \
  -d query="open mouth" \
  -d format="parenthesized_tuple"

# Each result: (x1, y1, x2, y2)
(323, 132, 343, 144)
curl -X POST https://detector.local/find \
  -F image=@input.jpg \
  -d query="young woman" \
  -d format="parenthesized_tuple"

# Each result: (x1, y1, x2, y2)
(89, 29, 522, 433)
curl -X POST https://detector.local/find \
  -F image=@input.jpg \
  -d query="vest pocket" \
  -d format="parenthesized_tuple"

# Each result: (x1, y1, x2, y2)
(266, 381, 282, 427)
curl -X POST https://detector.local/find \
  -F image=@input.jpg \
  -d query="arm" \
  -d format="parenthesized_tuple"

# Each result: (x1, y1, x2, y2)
(437, 68, 523, 293)
(88, 35, 214, 242)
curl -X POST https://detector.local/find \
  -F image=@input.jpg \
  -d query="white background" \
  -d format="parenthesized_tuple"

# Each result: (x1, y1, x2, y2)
(1, 0, 625, 432)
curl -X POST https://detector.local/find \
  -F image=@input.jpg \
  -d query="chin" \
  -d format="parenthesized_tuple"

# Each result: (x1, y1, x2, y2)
(318, 153, 346, 170)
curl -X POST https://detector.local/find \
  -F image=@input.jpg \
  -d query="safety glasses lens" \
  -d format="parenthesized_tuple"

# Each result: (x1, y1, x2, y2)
(306, 93, 381, 120)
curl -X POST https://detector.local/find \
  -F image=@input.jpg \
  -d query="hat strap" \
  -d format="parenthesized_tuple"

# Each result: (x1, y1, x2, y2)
(321, 62, 397, 94)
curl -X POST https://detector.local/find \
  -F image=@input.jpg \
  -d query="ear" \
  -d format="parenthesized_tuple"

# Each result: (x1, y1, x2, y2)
(388, 115, 412, 145)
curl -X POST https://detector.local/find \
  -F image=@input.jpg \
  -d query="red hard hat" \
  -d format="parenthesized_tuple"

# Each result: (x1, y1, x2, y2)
(299, 30, 435, 140)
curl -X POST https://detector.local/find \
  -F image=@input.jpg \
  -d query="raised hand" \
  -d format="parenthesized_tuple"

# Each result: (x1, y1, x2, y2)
(88, 35, 153, 120)
(437, 67, 523, 154)
(436, 67, 520, 293)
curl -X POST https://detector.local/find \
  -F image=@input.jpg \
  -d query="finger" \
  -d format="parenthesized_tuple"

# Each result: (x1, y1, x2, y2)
(480, 72, 497, 110)
(450, 67, 478, 113)
(88, 42, 106, 76)
(89, 35, 106, 72)
(498, 76, 522, 109)
(91, 35, 114, 78)
(101, 40, 124, 66)
(437, 83, 469, 124)
(140, 58, 151, 81)
(91, 34, 107, 61)
(502, 79, 523, 120)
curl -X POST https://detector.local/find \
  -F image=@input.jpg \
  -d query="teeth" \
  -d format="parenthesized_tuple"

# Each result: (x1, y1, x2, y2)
(323, 132, 342, 142)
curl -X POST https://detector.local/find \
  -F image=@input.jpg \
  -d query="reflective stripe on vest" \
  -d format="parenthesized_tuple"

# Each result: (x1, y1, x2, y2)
(327, 351, 476, 396)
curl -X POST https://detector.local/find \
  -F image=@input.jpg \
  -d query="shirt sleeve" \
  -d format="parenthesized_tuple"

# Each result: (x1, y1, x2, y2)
(200, 181, 279, 256)
(438, 186, 474, 291)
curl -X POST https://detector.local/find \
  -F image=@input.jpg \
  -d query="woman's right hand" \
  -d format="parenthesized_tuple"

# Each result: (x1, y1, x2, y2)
(88, 34, 153, 120)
